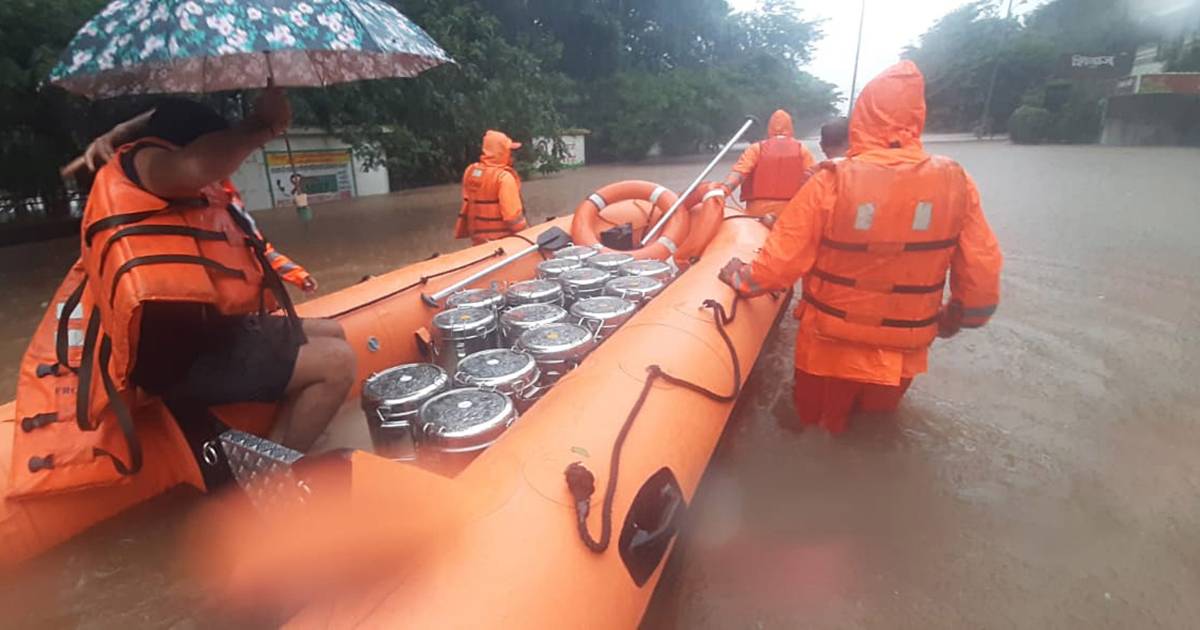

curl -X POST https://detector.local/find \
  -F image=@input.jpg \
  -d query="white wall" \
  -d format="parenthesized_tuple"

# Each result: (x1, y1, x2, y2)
(230, 128, 390, 211)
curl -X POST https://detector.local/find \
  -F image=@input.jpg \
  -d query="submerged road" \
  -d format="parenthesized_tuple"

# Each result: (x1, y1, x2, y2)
(1, 142, 1198, 628)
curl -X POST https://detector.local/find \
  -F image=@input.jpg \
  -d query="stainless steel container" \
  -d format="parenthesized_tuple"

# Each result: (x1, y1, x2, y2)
(570, 296, 637, 341)
(517, 322, 596, 384)
(417, 388, 518, 469)
(499, 303, 568, 346)
(431, 306, 498, 376)
(445, 287, 506, 314)
(603, 275, 665, 306)
(455, 348, 542, 411)
(506, 279, 564, 307)
(361, 363, 450, 460)
(559, 267, 612, 303)
(587, 252, 635, 274)
(553, 245, 599, 263)
(619, 259, 676, 284)
(536, 257, 582, 281)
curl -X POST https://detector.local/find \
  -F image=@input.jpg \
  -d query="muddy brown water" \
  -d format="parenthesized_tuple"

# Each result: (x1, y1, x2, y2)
(2, 143, 1199, 629)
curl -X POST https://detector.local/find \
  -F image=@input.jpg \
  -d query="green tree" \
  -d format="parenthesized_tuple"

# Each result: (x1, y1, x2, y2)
(0, 0, 106, 219)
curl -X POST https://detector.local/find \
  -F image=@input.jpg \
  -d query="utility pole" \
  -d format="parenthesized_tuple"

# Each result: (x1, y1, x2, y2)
(978, 0, 1017, 137)
(848, 0, 866, 113)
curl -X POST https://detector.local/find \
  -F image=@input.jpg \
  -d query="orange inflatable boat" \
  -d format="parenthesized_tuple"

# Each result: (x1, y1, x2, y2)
(1, 181, 785, 627)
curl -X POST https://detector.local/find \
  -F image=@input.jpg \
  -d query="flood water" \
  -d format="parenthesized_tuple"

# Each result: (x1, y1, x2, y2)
(3, 142, 1200, 629)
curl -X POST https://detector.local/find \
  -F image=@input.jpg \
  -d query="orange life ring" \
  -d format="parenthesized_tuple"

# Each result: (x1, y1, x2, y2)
(570, 180, 689, 260)
(673, 181, 727, 264)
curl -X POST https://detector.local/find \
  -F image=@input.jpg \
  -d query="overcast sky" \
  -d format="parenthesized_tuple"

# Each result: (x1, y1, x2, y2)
(729, 0, 1051, 113)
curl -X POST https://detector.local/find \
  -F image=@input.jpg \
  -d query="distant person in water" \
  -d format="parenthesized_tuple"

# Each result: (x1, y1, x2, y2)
(456, 130, 529, 244)
(721, 109, 816, 218)
(819, 117, 850, 160)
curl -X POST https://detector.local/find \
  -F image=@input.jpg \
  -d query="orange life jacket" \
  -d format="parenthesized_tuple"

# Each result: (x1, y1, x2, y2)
(802, 156, 969, 350)
(9, 139, 295, 498)
(742, 137, 807, 202)
(456, 162, 525, 242)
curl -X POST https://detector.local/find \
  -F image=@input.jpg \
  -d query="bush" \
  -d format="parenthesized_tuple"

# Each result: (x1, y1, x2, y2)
(1048, 97, 1101, 144)
(1008, 105, 1052, 144)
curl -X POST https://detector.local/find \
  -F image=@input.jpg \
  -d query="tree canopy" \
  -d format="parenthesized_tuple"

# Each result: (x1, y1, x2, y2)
(1, 0, 838, 221)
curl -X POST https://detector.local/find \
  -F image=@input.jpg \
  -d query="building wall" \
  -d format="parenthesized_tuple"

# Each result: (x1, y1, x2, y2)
(229, 129, 389, 211)
(1101, 93, 1200, 146)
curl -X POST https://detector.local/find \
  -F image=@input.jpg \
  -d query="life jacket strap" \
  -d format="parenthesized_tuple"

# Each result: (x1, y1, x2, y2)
(810, 268, 945, 294)
(802, 292, 939, 328)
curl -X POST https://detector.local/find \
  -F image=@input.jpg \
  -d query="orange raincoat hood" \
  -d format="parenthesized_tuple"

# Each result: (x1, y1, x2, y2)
(766, 110, 794, 138)
(480, 130, 521, 167)
(848, 60, 926, 156)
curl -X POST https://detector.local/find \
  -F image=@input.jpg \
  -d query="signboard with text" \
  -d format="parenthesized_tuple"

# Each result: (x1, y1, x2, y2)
(265, 149, 356, 207)
(1057, 52, 1133, 80)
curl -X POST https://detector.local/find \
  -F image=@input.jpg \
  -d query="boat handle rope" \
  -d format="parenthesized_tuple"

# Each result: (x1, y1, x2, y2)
(565, 294, 745, 553)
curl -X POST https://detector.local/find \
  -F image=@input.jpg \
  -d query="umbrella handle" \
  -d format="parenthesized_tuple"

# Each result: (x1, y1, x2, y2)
(263, 51, 299, 181)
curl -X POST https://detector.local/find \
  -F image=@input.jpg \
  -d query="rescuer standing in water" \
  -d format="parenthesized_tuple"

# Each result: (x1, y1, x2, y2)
(722, 109, 816, 217)
(456, 130, 530, 244)
(720, 61, 1004, 434)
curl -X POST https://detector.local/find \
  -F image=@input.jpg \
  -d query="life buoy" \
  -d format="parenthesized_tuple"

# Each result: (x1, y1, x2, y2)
(673, 182, 727, 264)
(570, 180, 688, 261)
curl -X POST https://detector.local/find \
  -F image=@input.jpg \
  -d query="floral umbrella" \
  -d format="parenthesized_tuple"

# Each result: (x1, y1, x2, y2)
(48, 0, 453, 99)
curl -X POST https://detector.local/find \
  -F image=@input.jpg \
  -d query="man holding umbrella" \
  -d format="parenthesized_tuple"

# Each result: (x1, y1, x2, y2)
(11, 0, 453, 494)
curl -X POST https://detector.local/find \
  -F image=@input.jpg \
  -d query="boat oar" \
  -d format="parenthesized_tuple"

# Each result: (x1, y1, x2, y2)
(421, 226, 573, 307)
(640, 116, 757, 246)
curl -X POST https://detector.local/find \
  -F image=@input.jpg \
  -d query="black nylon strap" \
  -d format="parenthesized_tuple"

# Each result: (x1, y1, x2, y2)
(810, 268, 945, 294)
(92, 334, 142, 476)
(84, 198, 209, 247)
(108, 255, 246, 305)
(803, 292, 939, 328)
(75, 306, 102, 430)
(54, 276, 88, 370)
(98, 225, 229, 276)
(819, 237, 959, 252)
(222, 205, 304, 339)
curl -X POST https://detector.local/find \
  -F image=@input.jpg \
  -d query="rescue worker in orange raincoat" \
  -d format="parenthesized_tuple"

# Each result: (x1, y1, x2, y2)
(719, 61, 1003, 434)
(722, 109, 816, 218)
(456, 130, 530, 244)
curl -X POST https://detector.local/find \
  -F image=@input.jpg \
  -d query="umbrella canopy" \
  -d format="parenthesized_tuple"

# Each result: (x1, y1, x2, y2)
(49, 0, 453, 99)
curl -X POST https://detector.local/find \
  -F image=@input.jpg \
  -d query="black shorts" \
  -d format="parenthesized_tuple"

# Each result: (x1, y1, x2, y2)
(168, 313, 305, 405)
(132, 308, 305, 406)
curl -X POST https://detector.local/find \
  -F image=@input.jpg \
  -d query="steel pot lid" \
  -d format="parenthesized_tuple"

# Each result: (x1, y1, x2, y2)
(446, 287, 505, 310)
(518, 322, 594, 357)
(433, 306, 496, 334)
(456, 349, 538, 388)
(559, 267, 611, 290)
(619, 259, 675, 280)
(507, 279, 563, 304)
(362, 363, 450, 409)
(536, 258, 582, 279)
(588, 252, 635, 271)
(553, 245, 599, 261)
(604, 275, 664, 301)
(418, 388, 516, 452)
(570, 296, 636, 321)
(501, 303, 568, 328)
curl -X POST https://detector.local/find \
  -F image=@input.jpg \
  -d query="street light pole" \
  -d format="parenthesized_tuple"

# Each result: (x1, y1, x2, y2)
(848, 0, 866, 112)
(978, 0, 1017, 137)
